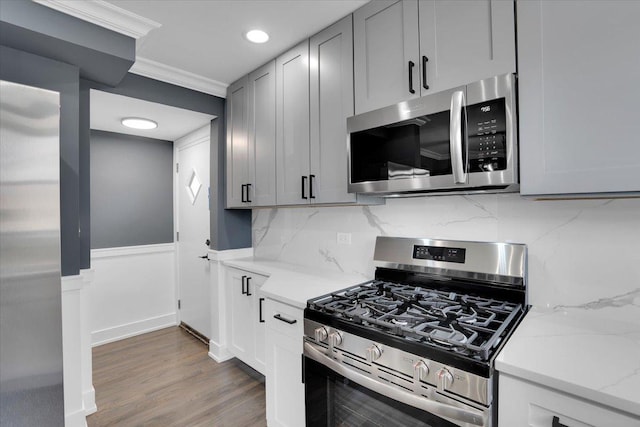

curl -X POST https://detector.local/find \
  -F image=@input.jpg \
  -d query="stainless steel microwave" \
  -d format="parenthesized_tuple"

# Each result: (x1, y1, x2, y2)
(347, 74, 518, 195)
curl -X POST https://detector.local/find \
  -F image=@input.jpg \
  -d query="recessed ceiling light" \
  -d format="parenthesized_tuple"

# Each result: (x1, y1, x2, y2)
(246, 29, 269, 44)
(121, 117, 157, 130)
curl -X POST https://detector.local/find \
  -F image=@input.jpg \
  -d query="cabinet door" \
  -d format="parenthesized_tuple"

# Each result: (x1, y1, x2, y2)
(418, 0, 515, 94)
(227, 267, 253, 361)
(276, 41, 311, 205)
(248, 61, 277, 207)
(518, 0, 640, 195)
(251, 279, 266, 374)
(226, 76, 251, 208)
(353, 0, 420, 114)
(309, 15, 356, 204)
(265, 299, 304, 427)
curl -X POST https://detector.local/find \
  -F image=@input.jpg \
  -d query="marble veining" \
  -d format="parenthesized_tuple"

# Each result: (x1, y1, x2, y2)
(249, 193, 640, 417)
(434, 195, 497, 227)
(599, 365, 640, 393)
(318, 248, 344, 273)
(554, 288, 640, 311)
(252, 208, 278, 247)
(496, 306, 640, 417)
(253, 194, 640, 313)
(362, 206, 388, 235)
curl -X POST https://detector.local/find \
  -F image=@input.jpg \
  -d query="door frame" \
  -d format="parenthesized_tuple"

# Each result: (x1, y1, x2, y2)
(173, 123, 211, 326)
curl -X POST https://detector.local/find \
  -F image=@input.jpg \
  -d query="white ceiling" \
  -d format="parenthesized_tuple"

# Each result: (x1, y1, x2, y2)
(57, 0, 368, 140)
(90, 90, 215, 140)
(106, 0, 368, 90)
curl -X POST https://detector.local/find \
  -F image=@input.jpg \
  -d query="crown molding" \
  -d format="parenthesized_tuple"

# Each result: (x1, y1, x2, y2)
(33, 0, 161, 39)
(130, 57, 228, 98)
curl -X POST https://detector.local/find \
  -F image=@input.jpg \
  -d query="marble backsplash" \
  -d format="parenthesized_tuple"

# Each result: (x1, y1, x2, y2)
(252, 193, 640, 314)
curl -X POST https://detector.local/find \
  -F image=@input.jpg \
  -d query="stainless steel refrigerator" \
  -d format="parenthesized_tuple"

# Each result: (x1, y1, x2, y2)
(0, 80, 65, 426)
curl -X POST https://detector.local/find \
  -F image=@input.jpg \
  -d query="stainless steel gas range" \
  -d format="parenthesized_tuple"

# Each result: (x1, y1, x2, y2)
(303, 236, 528, 427)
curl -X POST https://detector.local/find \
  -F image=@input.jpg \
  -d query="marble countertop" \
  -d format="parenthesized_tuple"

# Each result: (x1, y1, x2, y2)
(496, 305, 640, 417)
(222, 258, 367, 309)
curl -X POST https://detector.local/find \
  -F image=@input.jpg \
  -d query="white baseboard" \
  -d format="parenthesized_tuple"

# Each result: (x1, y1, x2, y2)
(83, 387, 97, 415)
(208, 339, 233, 363)
(92, 313, 177, 347)
(65, 408, 88, 427)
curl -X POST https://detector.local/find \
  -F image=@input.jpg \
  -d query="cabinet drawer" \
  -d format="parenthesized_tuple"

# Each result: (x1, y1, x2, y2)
(265, 298, 303, 338)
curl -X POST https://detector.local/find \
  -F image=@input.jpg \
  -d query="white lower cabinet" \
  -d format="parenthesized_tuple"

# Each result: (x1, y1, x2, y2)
(226, 266, 266, 374)
(265, 298, 304, 427)
(499, 373, 640, 427)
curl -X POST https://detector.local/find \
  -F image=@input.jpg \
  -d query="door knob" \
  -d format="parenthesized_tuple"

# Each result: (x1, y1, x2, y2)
(198, 254, 210, 260)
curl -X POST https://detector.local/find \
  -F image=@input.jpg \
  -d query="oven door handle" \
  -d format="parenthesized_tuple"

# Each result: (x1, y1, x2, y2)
(304, 342, 487, 427)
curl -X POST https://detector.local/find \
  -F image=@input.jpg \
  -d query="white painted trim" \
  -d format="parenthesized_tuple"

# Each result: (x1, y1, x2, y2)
(33, 0, 161, 39)
(78, 268, 96, 416)
(91, 243, 175, 259)
(175, 125, 210, 151)
(62, 274, 84, 292)
(64, 407, 88, 427)
(83, 387, 97, 415)
(208, 339, 233, 363)
(80, 268, 95, 284)
(208, 247, 254, 261)
(92, 313, 177, 347)
(130, 57, 228, 98)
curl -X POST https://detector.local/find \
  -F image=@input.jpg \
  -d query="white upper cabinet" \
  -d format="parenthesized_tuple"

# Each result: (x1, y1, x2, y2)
(310, 15, 356, 204)
(353, 0, 516, 114)
(354, 0, 420, 114)
(226, 62, 276, 208)
(276, 41, 311, 205)
(248, 61, 277, 206)
(226, 76, 250, 208)
(518, 0, 640, 195)
(419, 0, 515, 94)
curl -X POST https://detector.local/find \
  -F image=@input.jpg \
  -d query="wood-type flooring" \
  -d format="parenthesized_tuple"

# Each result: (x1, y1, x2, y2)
(87, 327, 267, 427)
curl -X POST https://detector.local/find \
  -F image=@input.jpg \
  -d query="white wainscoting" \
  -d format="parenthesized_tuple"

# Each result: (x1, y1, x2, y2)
(62, 272, 93, 427)
(90, 243, 177, 346)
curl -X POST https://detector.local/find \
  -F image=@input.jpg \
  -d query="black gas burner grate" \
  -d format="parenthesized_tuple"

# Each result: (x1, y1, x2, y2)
(308, 279, 523, 361)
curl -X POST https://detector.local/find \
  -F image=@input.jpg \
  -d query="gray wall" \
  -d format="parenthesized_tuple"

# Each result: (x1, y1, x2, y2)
(90, 130, 173, 249)
(210, 119, 252, 250)
(89, 74, 252, 251)
(0, 0, 135, 85)
(2, 1, 252, 269)
(2, 0, 135, 275)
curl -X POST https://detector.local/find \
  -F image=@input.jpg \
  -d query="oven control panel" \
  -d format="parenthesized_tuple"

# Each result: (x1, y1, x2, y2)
(413, 245, 466, 263)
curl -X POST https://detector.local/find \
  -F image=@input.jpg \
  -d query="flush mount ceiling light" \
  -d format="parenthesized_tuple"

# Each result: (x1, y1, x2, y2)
(245, 29, 269, 44)
(121, 117, 158, 130)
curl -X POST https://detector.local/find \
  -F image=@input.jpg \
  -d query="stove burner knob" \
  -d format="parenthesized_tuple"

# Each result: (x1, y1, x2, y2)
(314, 327, 328, 343)
(413, 360, 429, 381)
(366, 344, 383, 362)
(329, 331, 343, 347)
(437, 368, 454, 391)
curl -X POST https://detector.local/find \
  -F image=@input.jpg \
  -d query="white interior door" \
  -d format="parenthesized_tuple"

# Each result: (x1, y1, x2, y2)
(176, 127, 211, 339)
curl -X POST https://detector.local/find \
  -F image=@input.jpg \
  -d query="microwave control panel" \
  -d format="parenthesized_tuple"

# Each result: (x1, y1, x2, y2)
(467, 98, 507, 172)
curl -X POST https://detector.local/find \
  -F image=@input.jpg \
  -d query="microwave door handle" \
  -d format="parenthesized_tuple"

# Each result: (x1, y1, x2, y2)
(450, 90, 467, 184)
(303, 342, 487, 426)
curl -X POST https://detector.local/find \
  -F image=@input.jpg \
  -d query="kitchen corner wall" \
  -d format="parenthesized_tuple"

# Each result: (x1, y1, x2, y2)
(253, 194, 640, 310)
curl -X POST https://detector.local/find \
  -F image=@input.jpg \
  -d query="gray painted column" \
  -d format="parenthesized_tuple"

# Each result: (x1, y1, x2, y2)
(0, 46, 81, 277)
